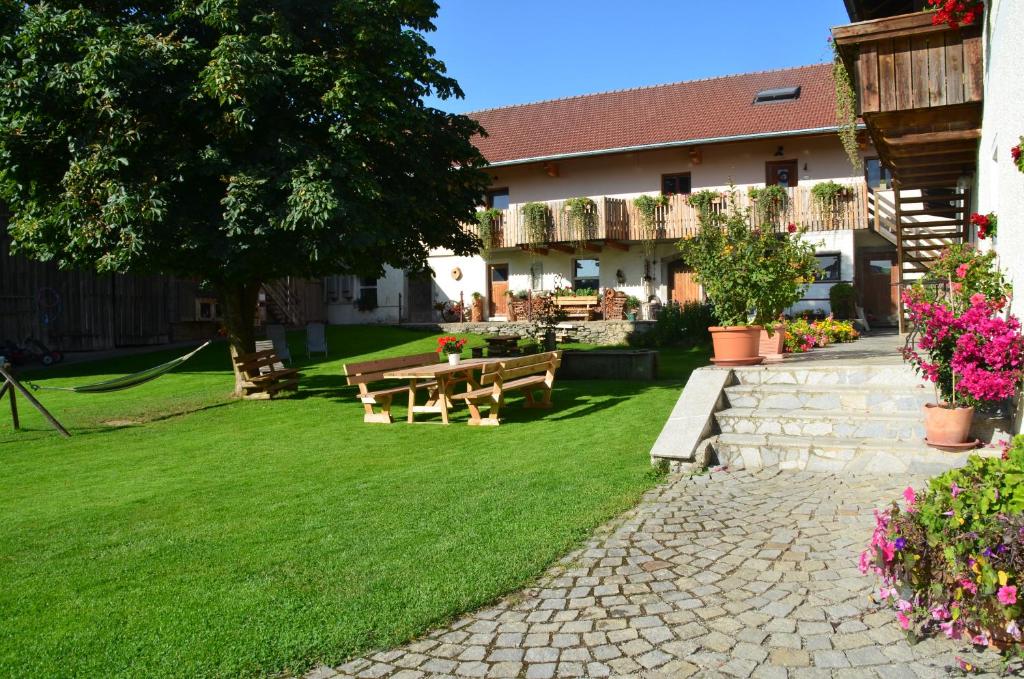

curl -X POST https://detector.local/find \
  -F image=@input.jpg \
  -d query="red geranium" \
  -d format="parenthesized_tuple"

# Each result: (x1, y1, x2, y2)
(1014, 140, 1024, 174)
(925, 0, 983, 28)
(969, 212, 997, 240)
(436, 335, 466, 354)
(787, 222, 797, 233)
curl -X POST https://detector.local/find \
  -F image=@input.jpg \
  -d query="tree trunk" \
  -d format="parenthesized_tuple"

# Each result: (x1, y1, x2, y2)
(216, 281, 260, 396)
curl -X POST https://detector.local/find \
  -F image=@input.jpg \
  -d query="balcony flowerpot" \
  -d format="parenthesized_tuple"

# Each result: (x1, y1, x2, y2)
(759, 323, 786, 362)
(710, 326, 764, 366)
(447, 352, 462, 366)
(923, 403, 974, 448)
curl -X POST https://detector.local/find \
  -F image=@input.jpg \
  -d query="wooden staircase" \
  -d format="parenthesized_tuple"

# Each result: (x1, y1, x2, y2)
(894, 185, 969, 331)
(263, 278, 304, 327)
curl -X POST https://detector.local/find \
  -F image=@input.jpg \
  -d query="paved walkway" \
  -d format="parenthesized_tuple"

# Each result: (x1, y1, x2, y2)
(316, 469, 1010, 679)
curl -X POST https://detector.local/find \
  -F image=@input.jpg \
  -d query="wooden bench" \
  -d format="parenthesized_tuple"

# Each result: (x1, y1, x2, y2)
(553, 296, 599, 320)
(453, 351, 561, 426)
(232, 349, 301, 399)
(343, 352, 455, 424)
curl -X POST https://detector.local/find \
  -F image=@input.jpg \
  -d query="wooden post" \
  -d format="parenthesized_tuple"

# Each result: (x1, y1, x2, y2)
(0, 380, 17, 430)
(0, 364, 70, 437)
(894, 182, 905, 334)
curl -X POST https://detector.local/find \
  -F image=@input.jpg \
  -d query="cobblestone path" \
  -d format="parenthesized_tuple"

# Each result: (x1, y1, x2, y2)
(313, 469, 1010, 678)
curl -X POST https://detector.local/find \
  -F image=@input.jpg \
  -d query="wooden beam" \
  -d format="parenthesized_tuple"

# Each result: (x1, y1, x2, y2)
(885, 129, 980, 147)
(580, 243, 602, 253)
(518, 245, 549, 256)
(603, 240, 630, 252)
(0, 366, 69, 437)
(548, 244, 575, 254)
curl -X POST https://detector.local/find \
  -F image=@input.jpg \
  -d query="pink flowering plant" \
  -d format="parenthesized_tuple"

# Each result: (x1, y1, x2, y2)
(860, 441, 1024, 652)
(902, 245, 1021, 408)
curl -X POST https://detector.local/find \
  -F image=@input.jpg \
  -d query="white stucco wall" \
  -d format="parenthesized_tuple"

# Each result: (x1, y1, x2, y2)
(325, 266, 405, 324)
(978, 0, 1024, 318)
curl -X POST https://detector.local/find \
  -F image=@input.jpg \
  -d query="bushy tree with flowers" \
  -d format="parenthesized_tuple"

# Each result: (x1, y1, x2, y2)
(903, 245, 1022, 408)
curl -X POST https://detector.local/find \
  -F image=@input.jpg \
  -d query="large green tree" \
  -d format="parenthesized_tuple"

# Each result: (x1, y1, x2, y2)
(0, 0, 488, 388)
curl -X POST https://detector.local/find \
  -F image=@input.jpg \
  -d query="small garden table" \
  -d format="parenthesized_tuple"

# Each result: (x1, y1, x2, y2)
(383, 357, 502, 424)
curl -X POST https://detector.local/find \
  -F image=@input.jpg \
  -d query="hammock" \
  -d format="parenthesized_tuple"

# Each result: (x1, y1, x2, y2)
(31, 342, 211, 394)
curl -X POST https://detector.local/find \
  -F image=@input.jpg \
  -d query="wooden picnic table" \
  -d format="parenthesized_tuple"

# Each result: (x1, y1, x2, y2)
(484, 334, 521, 357)
(383, 357, 503, 424)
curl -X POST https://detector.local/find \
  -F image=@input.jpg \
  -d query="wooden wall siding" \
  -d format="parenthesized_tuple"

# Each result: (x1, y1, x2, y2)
(835, 12, 982, 115)
(1, 232, 201, 351)
(463, 182, 871, 251)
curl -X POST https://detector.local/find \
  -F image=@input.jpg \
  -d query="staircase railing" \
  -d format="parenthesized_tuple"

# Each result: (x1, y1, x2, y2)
(263, 278, 304, 327)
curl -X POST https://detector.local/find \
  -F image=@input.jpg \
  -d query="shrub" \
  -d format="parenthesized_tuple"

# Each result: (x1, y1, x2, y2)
(829, 282, 857, 319)
(860, 441, 1024, 649)
(916, 243, 1011, 306)
(783, 315, 858, 352)
(633, 301, 715, 347)
(783, 318, 817, 353)
(813, 315, 859, 344)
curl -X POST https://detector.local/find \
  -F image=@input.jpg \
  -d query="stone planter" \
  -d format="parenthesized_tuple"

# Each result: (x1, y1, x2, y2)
(923, 402, 974, 447)
(710, 326, 764, 366)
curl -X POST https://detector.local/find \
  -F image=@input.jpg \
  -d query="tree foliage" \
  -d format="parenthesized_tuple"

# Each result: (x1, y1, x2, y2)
(0, 1, 490, 371)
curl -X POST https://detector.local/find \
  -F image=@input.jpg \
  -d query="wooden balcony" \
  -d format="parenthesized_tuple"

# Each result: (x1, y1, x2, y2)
(465, 182, 871, 252)
(832, 11, 983, 188)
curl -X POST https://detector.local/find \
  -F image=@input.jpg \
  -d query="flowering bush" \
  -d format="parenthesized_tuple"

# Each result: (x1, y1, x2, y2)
(926, 0, 983, 28)
(679, 187, 819, 327)
(783, 315, 859, 353)
(903, 289, 1024, 407)
(860, 441, 1024, 650)
(970, 212, 998, 240)
(436, 335, 466, 355)
(1013, 140, 1023, 174)
(915, 244, 1011, 308)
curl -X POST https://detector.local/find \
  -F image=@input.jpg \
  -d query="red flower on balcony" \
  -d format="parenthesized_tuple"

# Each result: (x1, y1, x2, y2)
(1013, 141, 1023, 174)
(925, 0, 984, 28)
(969, 212, 997, 240)
(787, 223, 797, 233)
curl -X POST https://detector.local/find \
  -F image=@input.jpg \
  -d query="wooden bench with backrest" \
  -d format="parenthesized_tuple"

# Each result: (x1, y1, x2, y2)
(343, 352, 455, 424)
(232, 349, 301, 399)
(553, 296, 599, 320)
(453, 351, 561, 426)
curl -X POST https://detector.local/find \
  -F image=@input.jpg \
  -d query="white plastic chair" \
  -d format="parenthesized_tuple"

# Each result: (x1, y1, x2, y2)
(265, 324, 292, 364)
(306, 322, 328, 358)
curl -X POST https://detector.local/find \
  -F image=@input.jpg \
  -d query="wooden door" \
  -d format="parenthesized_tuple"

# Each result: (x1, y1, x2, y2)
(858, 251, 899, 327)
(667, 261, 702, 305)
(406, 273, 434, 322)
(765, 160, 799, 188)
(488, 264, 509, 317)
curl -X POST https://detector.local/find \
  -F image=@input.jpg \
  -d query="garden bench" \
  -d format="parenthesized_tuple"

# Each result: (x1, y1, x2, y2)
(553, 296, 599, 320)
(452, 351, 561, 426)
(232, 349, 301, 399)
(344, 352, 460, 423)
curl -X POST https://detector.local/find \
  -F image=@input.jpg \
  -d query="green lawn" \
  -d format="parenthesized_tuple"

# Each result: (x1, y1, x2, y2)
(0, 326, 708, 678)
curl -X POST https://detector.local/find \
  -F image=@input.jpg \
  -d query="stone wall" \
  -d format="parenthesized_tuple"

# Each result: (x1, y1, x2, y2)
(434, 320, 654, 346)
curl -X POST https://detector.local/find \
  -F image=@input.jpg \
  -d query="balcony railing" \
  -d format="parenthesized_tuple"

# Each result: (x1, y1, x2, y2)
(466, 182, 871, 250)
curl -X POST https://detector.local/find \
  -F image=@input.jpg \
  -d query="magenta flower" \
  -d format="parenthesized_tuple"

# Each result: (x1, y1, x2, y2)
(896, 612, 911, 630)
(903, 486, 917, 510)
(960, 579, 978, 595)
(997, 585, 1017, 605)
(950, 482, 961, 498)
(956, 263, 970, 278)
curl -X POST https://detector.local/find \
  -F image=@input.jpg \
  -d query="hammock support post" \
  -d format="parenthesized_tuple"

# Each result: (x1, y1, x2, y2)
(1, 363, 70, 438)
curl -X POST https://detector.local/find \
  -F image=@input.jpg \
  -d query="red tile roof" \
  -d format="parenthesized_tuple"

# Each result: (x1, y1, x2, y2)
(470, 64, 837, 165)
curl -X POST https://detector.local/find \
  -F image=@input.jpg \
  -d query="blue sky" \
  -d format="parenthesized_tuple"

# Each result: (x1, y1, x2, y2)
(423, 1, 851, 113)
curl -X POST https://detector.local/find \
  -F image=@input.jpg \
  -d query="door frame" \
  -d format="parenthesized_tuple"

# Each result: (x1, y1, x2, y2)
(856, 248, 899, 327)
(765, 159, 800, 187)
(487, 262, 510, 318)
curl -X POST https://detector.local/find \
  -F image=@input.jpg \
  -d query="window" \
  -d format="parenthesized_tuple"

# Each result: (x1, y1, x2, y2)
(529, 262, 543, 290)
(815, 253, 842, 282)
(753, 86, 801, 104)
(573, 258, 600, 292)
(661, 173, 692, 196)
(357, 276, 378, 308)
(864, 157, 892, 190)
(486, 188, 509, 210)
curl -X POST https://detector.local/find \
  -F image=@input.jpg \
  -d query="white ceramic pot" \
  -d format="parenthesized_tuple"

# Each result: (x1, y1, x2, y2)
(447, 352, 461, 366)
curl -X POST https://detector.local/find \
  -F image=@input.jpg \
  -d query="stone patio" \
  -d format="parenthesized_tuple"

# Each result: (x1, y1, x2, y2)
(309, 469, 1013, 679)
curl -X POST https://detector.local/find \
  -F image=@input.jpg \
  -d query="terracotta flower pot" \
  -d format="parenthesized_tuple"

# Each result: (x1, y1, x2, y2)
(470, 298, 484, 322)
(759, 323, 786, 361)
(923, 402, 974, 446)
(709, 326, 764, 366)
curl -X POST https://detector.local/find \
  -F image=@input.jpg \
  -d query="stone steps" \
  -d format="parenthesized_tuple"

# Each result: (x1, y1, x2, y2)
(731, 364, 924, 387)
(723, 382, 932, 413)
(713, 432, 998, 475)
(715, 407, 924, 441)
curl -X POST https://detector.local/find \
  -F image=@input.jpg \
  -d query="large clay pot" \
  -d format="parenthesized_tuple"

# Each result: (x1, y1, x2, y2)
(923, 402, 974, 446)
(709, 326, 764, 366)
(759, 323, 786, 361)
(470, 298, 484, 322)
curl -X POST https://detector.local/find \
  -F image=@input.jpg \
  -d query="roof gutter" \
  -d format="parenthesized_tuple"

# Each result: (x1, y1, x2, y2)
(482, 125, 864, 168)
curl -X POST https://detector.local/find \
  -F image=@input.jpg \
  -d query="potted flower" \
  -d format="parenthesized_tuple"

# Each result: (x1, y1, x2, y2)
(679, 188, 817, 365)
(902, 245, 1021, 447)
(624, 296, 641, 321)
(470, 291, 484, 322)
(969, 211, 997, 241)
(437, 335, 467, 366)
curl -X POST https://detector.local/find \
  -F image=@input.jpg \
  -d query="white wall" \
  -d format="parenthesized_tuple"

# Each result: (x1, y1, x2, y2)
(978, 0, 1024, 318)
(325, 266, 404, 324)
